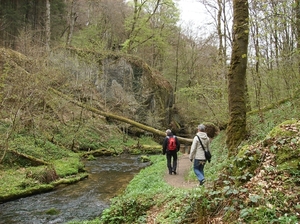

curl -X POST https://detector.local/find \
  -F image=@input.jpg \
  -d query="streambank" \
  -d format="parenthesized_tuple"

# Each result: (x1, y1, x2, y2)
(0, 154, 150, 224)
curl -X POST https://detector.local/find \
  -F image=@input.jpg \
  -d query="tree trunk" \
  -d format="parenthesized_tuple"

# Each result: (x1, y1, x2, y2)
(174, 29, 180, 104)
(66, 0, 77, 47)
(250, 2, 262, 118)
(217, 0, 223, 60)
(296, 0, 300, 75)
(45, 0, 51, 52)
(226, 0, 249, 155)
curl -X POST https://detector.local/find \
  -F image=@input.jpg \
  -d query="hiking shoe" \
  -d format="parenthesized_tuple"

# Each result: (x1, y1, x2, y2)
(199, 179, 206, 186)
(173, 171, 177, 175)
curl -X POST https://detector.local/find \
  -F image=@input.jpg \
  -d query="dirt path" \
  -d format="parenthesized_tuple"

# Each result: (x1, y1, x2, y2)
(146, 154, 199, 223)
(163, 153, 198, 189)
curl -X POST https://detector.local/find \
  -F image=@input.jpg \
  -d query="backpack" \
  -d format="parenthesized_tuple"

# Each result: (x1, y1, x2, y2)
(167, 136, 177, 150)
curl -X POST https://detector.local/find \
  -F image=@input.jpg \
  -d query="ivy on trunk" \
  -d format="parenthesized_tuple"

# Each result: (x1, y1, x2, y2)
(226, 0, 249, 155)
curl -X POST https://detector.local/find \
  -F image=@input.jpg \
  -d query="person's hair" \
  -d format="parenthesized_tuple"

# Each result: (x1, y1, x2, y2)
(166, 129, 172, 134)
(197, 124, 205, 131)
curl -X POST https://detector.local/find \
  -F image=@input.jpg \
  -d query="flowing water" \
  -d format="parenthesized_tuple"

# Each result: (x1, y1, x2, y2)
(0, 154, 150, 224)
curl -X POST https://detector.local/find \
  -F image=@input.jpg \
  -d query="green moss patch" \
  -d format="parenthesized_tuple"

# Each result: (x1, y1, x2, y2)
(45, 208, 60, 215)
(231, 144, 263, 185)
(52, 154, 84, 177)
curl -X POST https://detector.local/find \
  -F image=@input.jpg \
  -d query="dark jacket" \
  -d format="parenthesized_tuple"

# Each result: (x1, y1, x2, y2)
(162, 133, 180, 154)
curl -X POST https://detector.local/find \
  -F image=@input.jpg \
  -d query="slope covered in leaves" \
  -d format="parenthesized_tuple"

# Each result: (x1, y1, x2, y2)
(209, 120, 300, 223)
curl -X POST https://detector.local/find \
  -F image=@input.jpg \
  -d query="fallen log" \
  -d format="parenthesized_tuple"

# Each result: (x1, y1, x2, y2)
(49, 88, 193, 144)
(8, 149, 50, 166)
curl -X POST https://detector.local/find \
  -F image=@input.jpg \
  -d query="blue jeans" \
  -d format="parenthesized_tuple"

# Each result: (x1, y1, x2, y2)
(193, 159, 205, 182)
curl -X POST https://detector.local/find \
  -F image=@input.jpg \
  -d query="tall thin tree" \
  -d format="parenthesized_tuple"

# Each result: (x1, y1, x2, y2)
(226, 0, 249, 155)
(296, 0, 300, 75)
(45, 0, 51, 52)
(66, 0, 77, 47)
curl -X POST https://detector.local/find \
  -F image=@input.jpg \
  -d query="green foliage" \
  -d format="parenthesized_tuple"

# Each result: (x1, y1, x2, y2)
(206, 119, 300, 223)
(178, 84, 229, 127)
(140, 155, 150, 162)
(105, 134, 161, 155)
(0, 120, 87, 201)
(173, 99, 300, 223)
(246, 101, 300, 144)
(231, 145, 261, 184)
(71, 25, 108, 51)
(98, 136, 230, 224)
(10, 135, 70, 161)
(51, 121, 108, 151)
(0, 63, 10, 101)
(123, 0, 179, 53)
(0, 0, 67, 46)
(0, 156, 85, 202)
(136, 135, 158, 146)
(239, 206, 299, 224)
(98, 155, 211, 224)
(68, 218, 102, 224)
(49, 0, 68, 40)
(0, 169, 27, 193)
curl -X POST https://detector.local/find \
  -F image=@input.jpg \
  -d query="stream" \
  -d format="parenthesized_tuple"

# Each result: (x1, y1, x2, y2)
(0, 154, 150, 224)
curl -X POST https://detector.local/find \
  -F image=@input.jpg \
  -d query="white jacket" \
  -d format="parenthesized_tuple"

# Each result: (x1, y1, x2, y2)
(189, 131, 210, 161)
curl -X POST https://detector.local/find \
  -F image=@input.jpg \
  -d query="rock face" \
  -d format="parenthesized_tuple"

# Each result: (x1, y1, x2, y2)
(95, 55, 174, 129)
(51, 48, 176, 130)
(0, 47, 176, 131)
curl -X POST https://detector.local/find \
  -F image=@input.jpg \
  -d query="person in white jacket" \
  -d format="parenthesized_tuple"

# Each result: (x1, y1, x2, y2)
(189, 124, 211, 186)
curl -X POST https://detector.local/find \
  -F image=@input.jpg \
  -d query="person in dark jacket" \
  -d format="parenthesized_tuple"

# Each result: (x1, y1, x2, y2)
(162, 129, 180, 175)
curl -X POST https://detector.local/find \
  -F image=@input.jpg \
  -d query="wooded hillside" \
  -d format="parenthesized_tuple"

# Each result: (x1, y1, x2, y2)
(0, 1, 300, 223)
(1, 0, 298, 132)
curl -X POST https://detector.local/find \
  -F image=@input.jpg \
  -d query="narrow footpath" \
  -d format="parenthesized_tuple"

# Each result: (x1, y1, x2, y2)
(146, 154, 199, 223)
(163, 153, 198, 189)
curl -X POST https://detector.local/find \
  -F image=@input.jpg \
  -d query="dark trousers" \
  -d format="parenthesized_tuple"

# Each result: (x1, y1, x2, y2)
(166, 151, 177, 173)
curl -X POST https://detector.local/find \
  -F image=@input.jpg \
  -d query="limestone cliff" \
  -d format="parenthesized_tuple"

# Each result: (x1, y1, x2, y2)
(0, 47, 176, 131)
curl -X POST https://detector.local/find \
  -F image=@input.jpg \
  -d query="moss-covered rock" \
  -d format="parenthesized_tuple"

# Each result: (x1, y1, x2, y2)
(230, 120, 300, 186)
(266, 119, 299, 139)
(267, 120, 300, 176)
(45, 208, 60, 215)
(231, 144, 263, 185)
